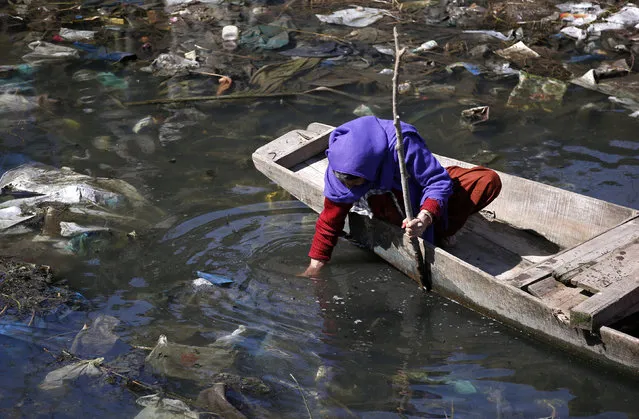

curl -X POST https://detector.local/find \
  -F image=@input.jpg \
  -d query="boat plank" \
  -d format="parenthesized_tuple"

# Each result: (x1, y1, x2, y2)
(528, 277, 588, 323)
(463, 213, 560, 266)
(567, 238, 639, 293)
(554, 222, 639, 284)
(570, 276, 639, 330)
(257, 128, 332, 170)
(507, 216, 639, 289)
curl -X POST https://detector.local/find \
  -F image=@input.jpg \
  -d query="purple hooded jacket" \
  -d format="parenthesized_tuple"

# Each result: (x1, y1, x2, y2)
(324, 116, 453, 242)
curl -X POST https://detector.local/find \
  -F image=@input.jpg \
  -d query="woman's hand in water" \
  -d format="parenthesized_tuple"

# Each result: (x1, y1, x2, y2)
(299, 258, 325, 278)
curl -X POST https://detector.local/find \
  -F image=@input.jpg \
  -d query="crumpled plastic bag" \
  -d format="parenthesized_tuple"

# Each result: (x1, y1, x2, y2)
(0, 206, 35, 231)
(134, 394, 198, 419)
(39, 357, 104, 390)
(145, 331, 243, 381)
(70, 315, 122, 357)
(143, 53, 199, 77)
(316, 7, 387, 27)
(0, 163, 150, 210)
(606, 5, 639, 27)
(249, 57, 321, 93)
(240, 25, 289, 50)
(22, 41, 79, 63)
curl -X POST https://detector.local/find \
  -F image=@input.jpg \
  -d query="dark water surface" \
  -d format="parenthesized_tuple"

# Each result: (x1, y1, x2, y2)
(1, 4, 639, 418)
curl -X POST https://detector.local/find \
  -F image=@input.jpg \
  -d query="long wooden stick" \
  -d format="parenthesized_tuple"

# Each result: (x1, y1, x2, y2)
(391, 26, 429, 291)
(391, 27, 412, 222)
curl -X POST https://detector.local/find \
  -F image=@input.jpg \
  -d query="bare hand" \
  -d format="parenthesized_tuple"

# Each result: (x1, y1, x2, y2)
(402, 210, 433, 238)
(298, 259, 326, 278)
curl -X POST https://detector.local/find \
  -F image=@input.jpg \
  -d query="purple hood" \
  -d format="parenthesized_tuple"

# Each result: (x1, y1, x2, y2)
(324, 116, 453, 221)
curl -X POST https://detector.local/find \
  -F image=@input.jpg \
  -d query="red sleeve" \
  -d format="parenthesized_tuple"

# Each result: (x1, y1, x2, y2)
(309, 197, 352, 261)
(420, 198, 441, 218)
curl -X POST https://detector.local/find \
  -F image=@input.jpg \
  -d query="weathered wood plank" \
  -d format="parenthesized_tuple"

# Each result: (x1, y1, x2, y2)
(463, 213, 560, 266)
(600, 326, 639, 367)
(527, 277, 588, 323)
(570, 276, 639, 330)
(567, 239, 639, 293)
(507, 216, 639, 289)
(275, 128, 332, 169)
(255, 128, 332, 170)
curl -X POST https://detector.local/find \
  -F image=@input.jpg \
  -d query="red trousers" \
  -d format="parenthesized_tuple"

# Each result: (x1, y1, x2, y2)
(436, 165, 502, 238)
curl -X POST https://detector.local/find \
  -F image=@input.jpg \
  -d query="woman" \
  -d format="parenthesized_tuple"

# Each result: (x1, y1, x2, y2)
(302, 116, 501, 277)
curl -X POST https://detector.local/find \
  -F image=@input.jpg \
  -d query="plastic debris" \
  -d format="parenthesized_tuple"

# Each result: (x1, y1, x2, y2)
(595, 59, 631, 78)
(72, 43, 136, 63)
(560, 26, 587, 40)
(70, 315, 123, 357)
(462, 29, 514, 41)
(58, 28, 96, 41)
(507, 72, 567, 111)
(316, 7, 387, 28)
(0, 163, 149, 210)
(373, 44, 395, 56)
(460, 106, 490, 127)
(222, 25, 239, 41)
(59, 222, 110, 238)
(134, 394, 198, 419)
(495, 41, 540, 61)
(587, 22, 625, 35)
(249, 58, 321, 93)
(446, 62, 482, 76)
(39, 357, 104, 390)
(412, 40, 438, 53)
(96, 72, 128, 90)
(556, 2, 604, 26)
(22, 41, 79, 63)
(452, 379, 477, 394)
(280, 42, 353, 58)
(0, 206, 36, 231)
(353, 104, 375, 117)
(196, 270, 234, 286)
(572, 70, 639, 104)
(240, 24, 289, 50)
(133, 116, 156, 134)
(196, 384, 247, 419)
(143, 53, 199, 77)
(606, 5, 639, 27)
(145, 330, 246, 381)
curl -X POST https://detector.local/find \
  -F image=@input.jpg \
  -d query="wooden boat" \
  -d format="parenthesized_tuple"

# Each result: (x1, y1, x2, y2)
(252, 122, 639, 374)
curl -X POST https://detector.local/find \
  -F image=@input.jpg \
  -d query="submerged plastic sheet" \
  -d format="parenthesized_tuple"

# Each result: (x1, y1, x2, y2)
(39, 357, 104, 390)
(196, 271, 234, 286)
(135, 394, 198, 419)
(240, 25, 289, 50)
(572, 70, 639, 103)
(0, 163, 150, 210)
(249, 57, 321, 93)
(507, 72, 567, 111)
(22, 41, 79, 63)
(145, 332, 243, 381)
(73, 42, 136, 62)
(279, 41, 353, 58)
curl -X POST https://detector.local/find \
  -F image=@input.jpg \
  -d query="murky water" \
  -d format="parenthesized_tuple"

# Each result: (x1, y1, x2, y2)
(1, 2, 639, 418)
